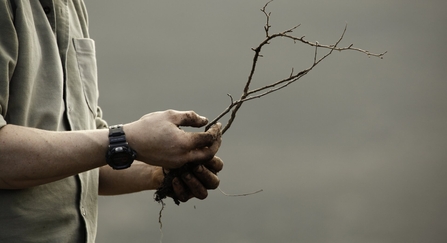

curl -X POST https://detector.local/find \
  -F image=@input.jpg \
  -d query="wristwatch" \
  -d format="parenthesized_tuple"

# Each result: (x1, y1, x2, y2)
(105, 124, 137, 170)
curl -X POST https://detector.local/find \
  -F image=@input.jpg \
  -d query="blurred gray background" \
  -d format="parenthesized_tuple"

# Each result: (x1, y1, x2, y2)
(86, 0, 447, 242)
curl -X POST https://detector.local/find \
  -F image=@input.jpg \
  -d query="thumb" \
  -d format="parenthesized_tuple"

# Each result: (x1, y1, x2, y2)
(172, 110, 208, 128)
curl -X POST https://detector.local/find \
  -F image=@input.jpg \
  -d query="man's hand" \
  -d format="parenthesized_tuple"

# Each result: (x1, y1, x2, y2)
(123, 110, 222, 169)
(170, 156, 224, 202)
(98, 157, 223, 198)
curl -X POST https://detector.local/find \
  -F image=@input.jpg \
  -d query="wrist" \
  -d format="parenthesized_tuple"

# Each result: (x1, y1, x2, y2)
(149, 166, 164, 190)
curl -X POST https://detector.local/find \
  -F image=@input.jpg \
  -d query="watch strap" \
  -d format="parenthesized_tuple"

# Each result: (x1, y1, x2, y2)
(106, 124, 136, 170)
(108, 124, 127, 145)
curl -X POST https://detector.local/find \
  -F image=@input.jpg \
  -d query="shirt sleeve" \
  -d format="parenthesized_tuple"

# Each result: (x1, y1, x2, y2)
(0, 1, 18, 129)
(95, 106, 108, 129)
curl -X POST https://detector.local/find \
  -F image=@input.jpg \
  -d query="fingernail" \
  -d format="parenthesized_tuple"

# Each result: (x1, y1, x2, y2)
(182, 173, 192, 180)
(195, 165, 204, 173)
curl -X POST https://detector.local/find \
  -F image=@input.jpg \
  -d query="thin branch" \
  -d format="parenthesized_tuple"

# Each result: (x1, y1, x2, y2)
(284, 32, 387, 59)
(262, 0, 274, 37)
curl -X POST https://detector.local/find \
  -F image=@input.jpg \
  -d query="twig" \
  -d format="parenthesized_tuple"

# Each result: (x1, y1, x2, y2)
(205, 0, 386, 133)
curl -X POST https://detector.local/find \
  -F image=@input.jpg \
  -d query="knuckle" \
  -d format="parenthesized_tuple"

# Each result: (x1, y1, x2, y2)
(165, 109, 178, 118)
(166, 109, 176, 113)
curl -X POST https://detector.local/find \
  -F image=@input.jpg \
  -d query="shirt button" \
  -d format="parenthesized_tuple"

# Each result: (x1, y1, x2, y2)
(43, 7, 51, 14)
(81, 206, 87, 216)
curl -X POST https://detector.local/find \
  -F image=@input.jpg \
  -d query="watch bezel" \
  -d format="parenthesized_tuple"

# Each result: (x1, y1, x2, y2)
(106, 145, 136, 170)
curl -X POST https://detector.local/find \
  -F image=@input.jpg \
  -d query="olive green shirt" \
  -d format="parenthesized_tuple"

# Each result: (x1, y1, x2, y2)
(0, 0, 107, 242)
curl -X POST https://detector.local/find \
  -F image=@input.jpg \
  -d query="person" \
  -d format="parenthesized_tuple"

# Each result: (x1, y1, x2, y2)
(0, 0, 223, 242)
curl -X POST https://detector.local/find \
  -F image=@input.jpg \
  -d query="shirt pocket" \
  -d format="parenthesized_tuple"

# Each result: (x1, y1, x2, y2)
(73, 38, 98, 116)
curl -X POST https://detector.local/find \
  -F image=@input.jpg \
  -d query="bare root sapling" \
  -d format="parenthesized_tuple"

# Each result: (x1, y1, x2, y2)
(154, 0, 386, 206)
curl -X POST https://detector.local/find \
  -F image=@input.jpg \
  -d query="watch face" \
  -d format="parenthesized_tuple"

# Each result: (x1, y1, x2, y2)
(108, 146, 135, 169)
(112, 152, 133, 166)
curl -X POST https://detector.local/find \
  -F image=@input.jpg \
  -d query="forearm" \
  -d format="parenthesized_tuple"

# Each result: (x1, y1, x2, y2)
(98, 161, 163, 195)
(0, 124, 109, 189)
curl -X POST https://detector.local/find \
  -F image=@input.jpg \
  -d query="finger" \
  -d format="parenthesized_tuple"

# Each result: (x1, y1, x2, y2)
(171, 110, 208, 128)
(187, 122, 222, 149)
(184, 146, 218, 165)
(181, 172, 208, 200)
(193, 165, 220, 189)
(202, 156, 224, 174)
(172, 177, 192, 202)
(181, 123, 222, 163)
